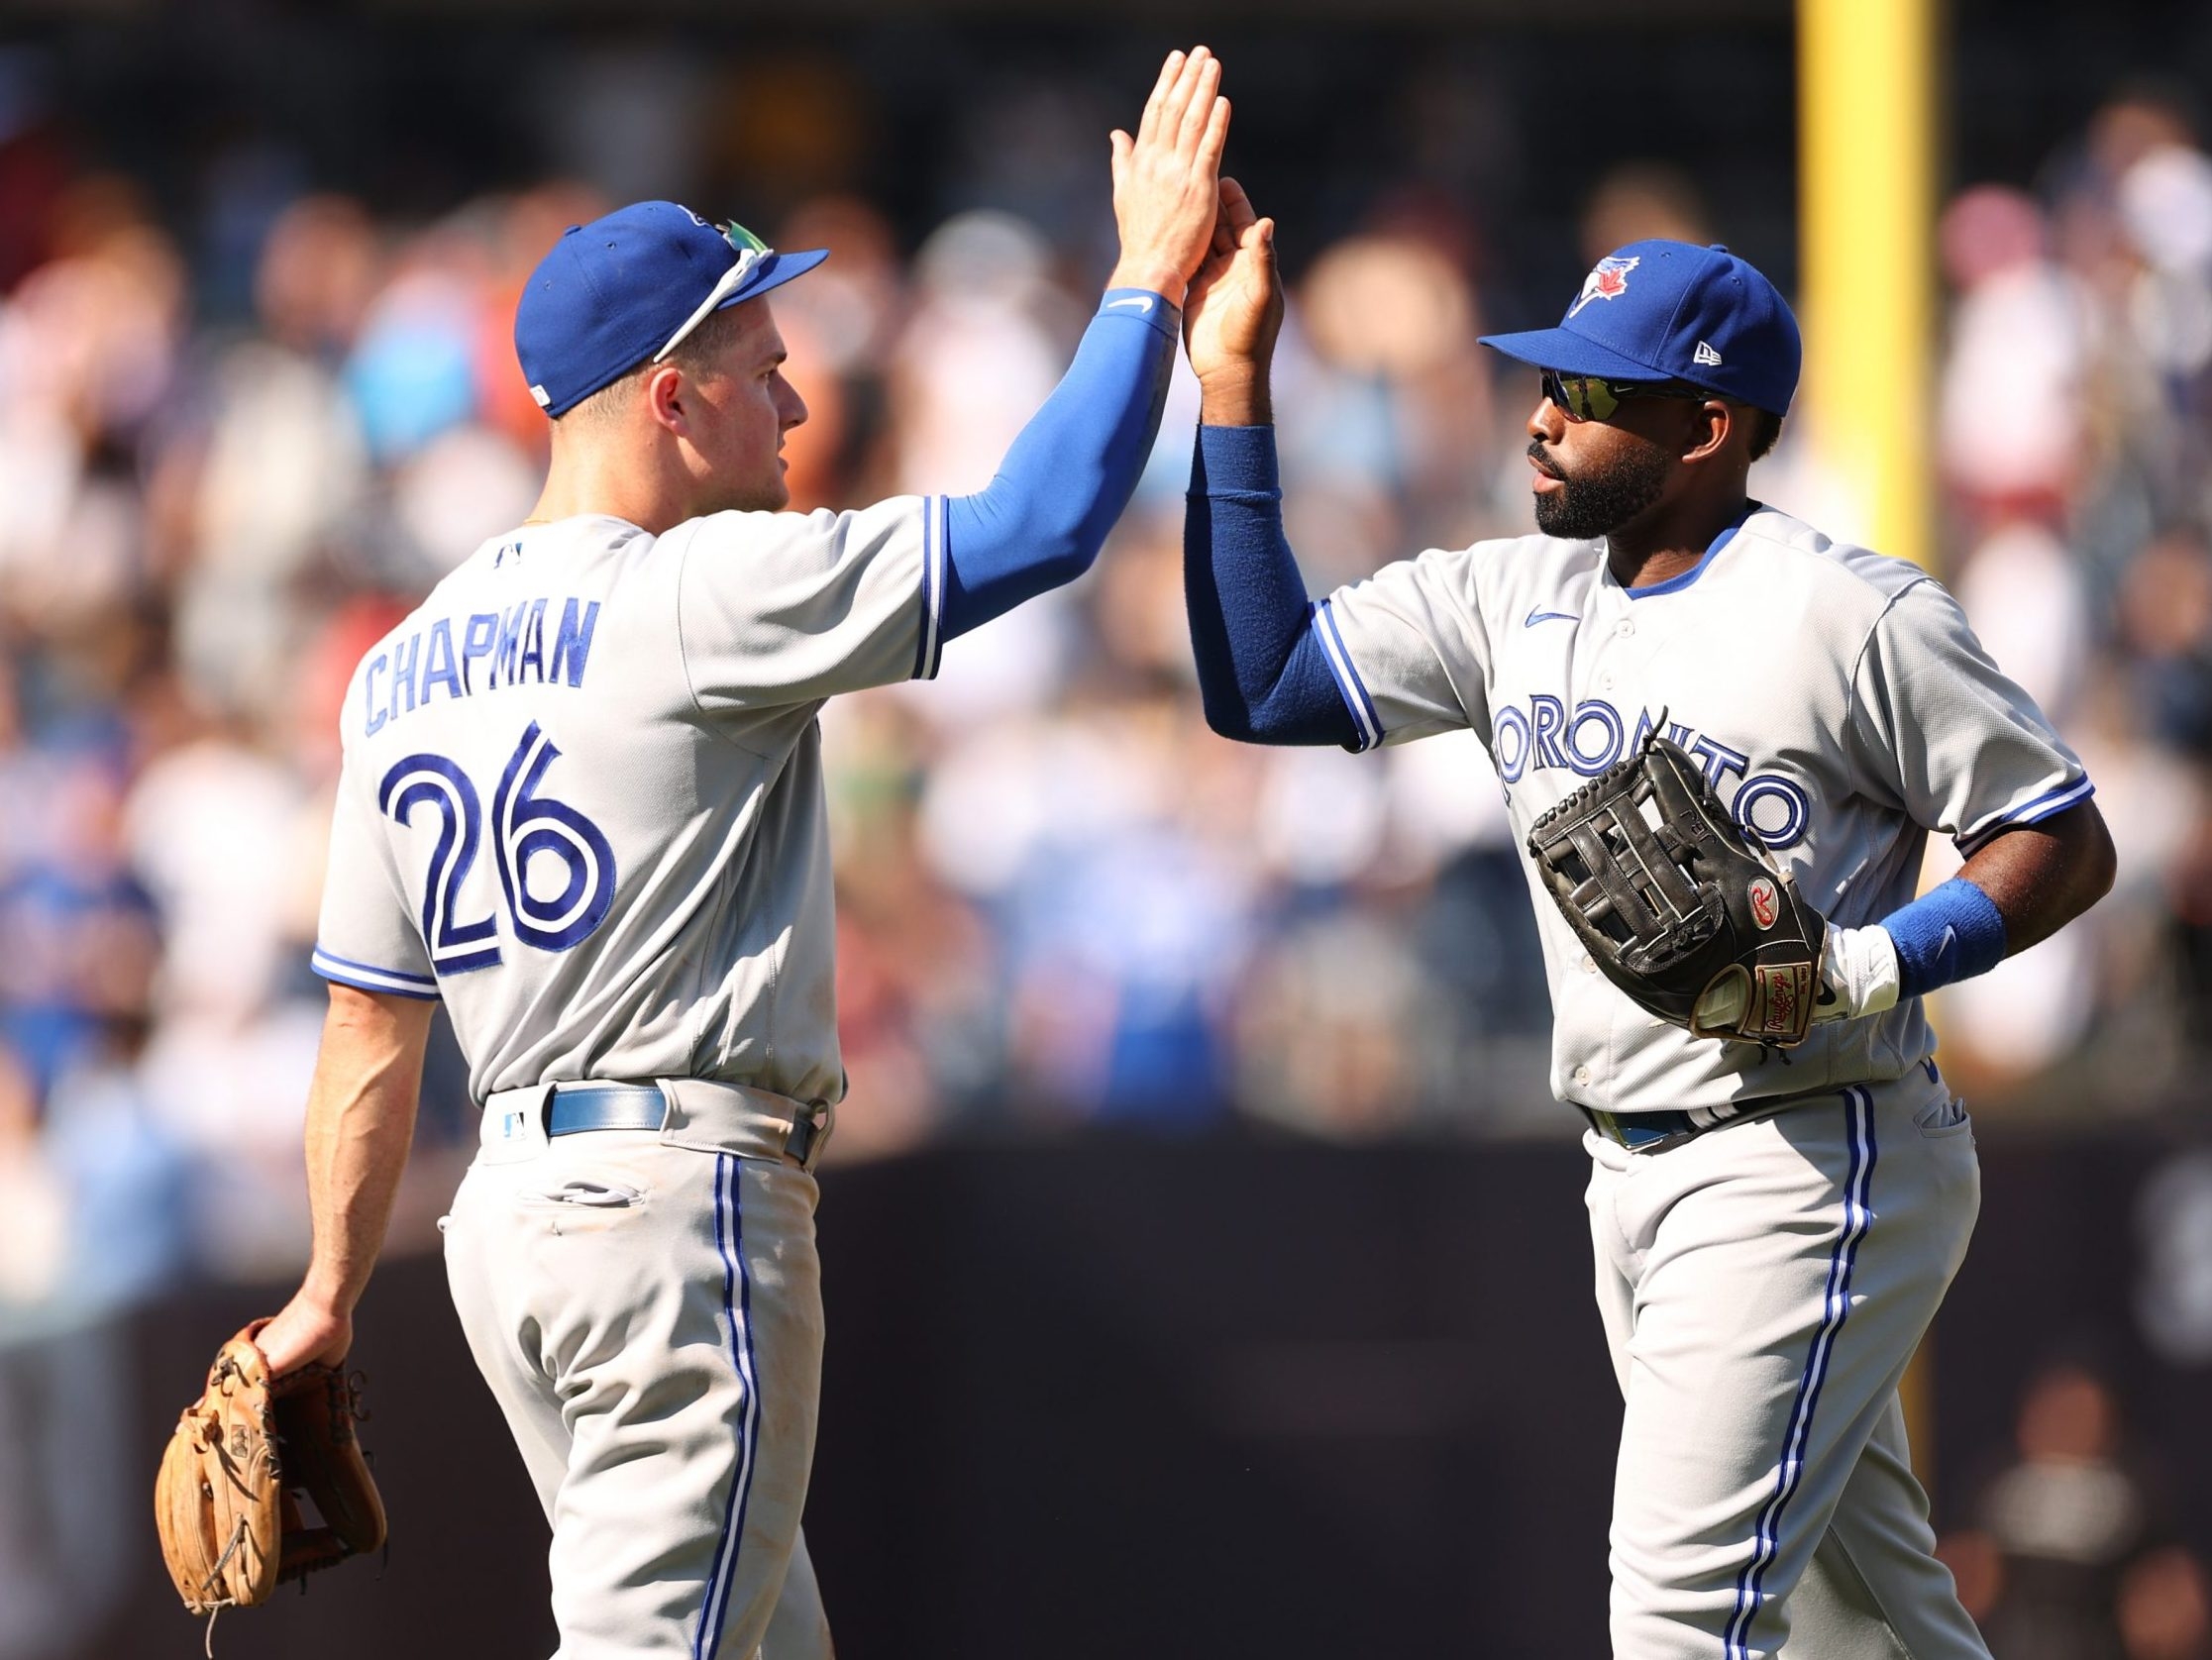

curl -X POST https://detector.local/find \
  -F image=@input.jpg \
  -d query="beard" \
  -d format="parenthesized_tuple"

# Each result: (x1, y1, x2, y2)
(1529, 441, 1671, 541)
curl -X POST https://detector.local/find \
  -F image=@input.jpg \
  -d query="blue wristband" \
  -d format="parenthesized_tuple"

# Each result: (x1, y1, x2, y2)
(1880, 878, 2008, 998)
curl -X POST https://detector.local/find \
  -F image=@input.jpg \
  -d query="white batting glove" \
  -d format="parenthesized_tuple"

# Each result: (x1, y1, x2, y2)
(1693, 921, 1901, 1033)
(1813, 922, 1901, 1023)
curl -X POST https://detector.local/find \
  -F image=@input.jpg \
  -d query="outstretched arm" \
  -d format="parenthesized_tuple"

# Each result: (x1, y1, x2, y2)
(939, 48, 1230, 642)
(1181, 177, 1357, 747)
(256, 984, 437, 1374)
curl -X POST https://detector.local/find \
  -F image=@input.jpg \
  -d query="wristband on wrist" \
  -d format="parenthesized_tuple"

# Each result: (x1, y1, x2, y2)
(1099, 285, 1182, 337)
(1879, 878, 2009, 999)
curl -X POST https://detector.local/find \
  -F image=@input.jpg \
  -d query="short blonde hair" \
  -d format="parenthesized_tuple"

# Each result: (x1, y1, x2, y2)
(556, 304, 749, 428)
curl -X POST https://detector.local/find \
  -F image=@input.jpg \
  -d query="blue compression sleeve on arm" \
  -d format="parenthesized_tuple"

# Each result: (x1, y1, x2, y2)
(1184, 424, 1360, 748)
(1881, 877, 2009, 998)
(937, 289, 1178, 642)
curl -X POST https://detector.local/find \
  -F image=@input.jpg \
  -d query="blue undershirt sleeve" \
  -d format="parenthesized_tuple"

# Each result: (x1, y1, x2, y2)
(1184, 423, 1361, 748)
(937, 288, 1178, 643)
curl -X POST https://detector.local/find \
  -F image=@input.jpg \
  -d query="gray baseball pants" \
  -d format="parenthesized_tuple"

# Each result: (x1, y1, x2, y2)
(1586, 1070, 1992, 1659)
(443, 1089, 833, 1660)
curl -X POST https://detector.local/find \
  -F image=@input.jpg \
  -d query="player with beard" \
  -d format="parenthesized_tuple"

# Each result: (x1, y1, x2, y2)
(1178, 189, 2112, 1658)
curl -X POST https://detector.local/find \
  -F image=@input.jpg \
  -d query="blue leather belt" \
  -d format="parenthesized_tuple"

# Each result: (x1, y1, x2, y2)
(1581, 1106, 1704, 1153)
(547, 1083, 669, 1136)
(539, 1080, 833, 1168)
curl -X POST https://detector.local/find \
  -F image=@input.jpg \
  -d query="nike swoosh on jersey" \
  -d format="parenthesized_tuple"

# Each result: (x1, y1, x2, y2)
(1524, 608, 1578, 627)
(1106, 295, 1155, 314)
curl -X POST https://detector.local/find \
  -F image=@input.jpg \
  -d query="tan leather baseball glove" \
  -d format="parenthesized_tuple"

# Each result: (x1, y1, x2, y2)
(155, 1319, 387, 1622)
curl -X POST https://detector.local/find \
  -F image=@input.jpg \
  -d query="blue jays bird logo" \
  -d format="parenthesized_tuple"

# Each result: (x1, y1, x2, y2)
(1568, 255, 1639, 318)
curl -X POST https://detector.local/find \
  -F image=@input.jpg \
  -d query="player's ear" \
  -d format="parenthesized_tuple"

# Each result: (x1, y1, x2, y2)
(1680, 399, 1733, 465)
(643, 363, 689, 435)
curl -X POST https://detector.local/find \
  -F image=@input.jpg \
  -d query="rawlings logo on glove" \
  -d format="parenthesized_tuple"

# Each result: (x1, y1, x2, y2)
(1527, 728, 1828, 1046)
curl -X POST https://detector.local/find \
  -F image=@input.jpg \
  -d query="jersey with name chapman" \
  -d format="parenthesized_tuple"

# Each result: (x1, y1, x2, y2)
(1318, 504, 2090, 1115)
(310, 499, 940, 1106)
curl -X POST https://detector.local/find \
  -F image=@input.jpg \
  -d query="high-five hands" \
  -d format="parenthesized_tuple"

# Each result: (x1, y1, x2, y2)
(1185, 176, 1284, 426)
(1107, 47, 1232, 309)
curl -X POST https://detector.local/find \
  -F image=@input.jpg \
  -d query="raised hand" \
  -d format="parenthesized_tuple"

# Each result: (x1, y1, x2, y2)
(1106, 47, 1232, 308)
(1186, 176, 1284, 424)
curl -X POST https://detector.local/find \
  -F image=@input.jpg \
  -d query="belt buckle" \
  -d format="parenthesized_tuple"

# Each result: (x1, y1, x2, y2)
(1587, 1106, 1696, 1154)
(785, 1101, 832, 1169)
(1620, 1119, 1689, 1153)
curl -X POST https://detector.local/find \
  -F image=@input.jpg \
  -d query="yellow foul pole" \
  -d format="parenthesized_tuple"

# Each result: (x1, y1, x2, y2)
(1798, 0, 1942, 1475)
(1798, 0, 1939, 572)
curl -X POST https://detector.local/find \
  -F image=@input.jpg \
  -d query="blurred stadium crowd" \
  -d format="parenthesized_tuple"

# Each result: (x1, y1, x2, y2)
(0, 14, 2208, 1657)
(0, 52, 2206, 1307)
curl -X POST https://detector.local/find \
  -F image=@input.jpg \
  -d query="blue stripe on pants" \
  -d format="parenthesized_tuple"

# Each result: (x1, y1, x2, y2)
(696, 1154, 764, 1659)
(1723, 1088, 1878, 1657)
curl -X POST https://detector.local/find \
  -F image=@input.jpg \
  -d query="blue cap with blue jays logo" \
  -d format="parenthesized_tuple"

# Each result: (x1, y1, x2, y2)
(515, 200, 828, 418)
(1479, 240, 1801, 417)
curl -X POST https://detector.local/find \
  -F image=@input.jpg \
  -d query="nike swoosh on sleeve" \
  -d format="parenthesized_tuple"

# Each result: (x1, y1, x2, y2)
(1106, 295, 1156, 314)
(1524, 608, 1579, 627)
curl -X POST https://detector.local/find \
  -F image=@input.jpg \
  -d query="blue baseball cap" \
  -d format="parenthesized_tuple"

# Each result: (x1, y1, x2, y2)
(1479, 240, 1800, 417)
(515, 201, 828, 418)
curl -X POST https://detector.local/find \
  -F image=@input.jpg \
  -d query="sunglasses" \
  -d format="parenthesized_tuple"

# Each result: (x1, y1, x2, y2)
(1541, 367, 1711, 423)
(652, 221, 775, 364)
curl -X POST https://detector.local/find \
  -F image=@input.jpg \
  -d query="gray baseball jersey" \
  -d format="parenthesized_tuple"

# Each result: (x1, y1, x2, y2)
(312, 497, 947, 1105)
(1316, 502, 2091, 1115)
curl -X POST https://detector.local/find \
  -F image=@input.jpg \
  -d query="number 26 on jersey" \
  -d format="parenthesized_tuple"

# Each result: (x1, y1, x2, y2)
(378, 722, 616, 973)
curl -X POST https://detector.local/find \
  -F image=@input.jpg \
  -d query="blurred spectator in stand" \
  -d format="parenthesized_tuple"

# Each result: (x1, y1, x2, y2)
(2118, 526, 2212, 759)
(1292, 227, 1496, 556)
(771, 194, 907, 508)
(0, 177, 182, 637)
(1579, 161, 1714, 265)
(888, 209, 1087, 735)
(175, 192, 377, 717)
(0, 1044, 67, 1315)
(1940, 1361, 2177, 1660)
(1939, 185, 2092, 530)
(0, 1044, 141, 1660)
(0, 738, 159, 1099)
(2050, 92, 2211, 578)
(2121, 1547, 2212, 1660)
(821, 691, 998, 1158)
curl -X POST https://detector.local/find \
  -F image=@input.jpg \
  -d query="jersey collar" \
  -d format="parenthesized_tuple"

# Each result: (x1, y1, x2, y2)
(1615, 500, 1760, 599)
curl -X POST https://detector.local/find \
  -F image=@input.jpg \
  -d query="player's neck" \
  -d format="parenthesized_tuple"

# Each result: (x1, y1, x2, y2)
(1603, 488, 1752, 590)
(530, 442, 691, 537)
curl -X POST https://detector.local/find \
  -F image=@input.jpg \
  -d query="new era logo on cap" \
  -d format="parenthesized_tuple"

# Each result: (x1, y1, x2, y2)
(1477, 240, 1801, 417)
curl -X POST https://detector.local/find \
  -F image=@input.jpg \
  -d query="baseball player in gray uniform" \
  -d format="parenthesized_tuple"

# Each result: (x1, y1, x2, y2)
(1179, 183, 2116, 1656)
(250, 47, 1233, 1658)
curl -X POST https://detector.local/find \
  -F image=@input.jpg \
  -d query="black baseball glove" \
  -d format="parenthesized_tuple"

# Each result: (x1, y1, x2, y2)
(1527, 730, 1828, 1046)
